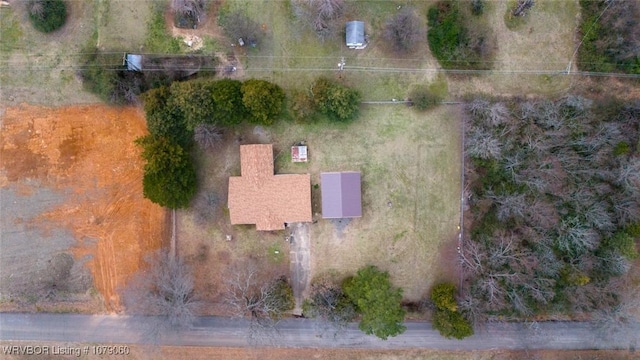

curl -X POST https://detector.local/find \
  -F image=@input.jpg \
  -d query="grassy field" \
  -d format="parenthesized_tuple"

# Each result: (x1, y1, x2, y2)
(0, 2, 97, 105)
(274, 105, 461, 302)
(95, 0, 152, 51)
(220, 0, 441, 101)
(447, 0, 579, 97)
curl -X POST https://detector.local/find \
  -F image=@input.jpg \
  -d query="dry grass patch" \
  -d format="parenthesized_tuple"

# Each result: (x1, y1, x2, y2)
(0, 1, 97, 105)
(95, 0, 152, 50)
(448, 0, 578, 97)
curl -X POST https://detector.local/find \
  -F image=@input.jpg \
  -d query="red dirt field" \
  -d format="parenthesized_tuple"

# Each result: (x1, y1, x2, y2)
(0, 104, 166, 312)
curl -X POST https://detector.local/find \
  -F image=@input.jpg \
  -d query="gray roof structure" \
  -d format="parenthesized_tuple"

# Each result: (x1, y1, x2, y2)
(345, 21, 365, 48)
(126, 54, 143, 72)
(321, 172, 362, 218)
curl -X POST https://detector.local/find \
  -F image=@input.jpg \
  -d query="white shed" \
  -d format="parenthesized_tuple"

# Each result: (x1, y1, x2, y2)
(346, 21, 367, 49)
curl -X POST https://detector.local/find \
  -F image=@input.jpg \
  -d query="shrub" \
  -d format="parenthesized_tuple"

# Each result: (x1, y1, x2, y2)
(430, 283, 473, 340)
(471, 0, 485, 15)
(289, 90, 317, 123)
(28, 0, 67, 33)
(430, 283, 458, 312)
(303, 283, 357, 325)
(432, 308, 474, 339)
(603, 231, 639, 260)
(265, 277, 295, 318)
(409, 85, 441, 111)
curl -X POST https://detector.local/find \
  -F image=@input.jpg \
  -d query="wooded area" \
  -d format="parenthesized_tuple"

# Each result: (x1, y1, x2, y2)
(462, 97, 640, 322)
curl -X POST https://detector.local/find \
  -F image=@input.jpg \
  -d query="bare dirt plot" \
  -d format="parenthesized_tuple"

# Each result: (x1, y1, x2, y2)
(447, 0, 579, 97)
(0, 1, 98, 105)
(0, 104, 165, 312)
(269, 105, 462, 302)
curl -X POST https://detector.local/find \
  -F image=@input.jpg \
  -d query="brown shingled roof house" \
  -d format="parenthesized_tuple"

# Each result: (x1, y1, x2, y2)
(228, 144, 312, 231)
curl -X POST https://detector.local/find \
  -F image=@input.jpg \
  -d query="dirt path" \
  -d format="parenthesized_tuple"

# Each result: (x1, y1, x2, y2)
(0, 104, 165, 312)
(289, 222, 310, 315)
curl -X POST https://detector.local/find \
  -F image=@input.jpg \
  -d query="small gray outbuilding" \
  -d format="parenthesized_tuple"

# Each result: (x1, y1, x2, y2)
(321, 171, 362, 218)
(345, 21, 366, 49)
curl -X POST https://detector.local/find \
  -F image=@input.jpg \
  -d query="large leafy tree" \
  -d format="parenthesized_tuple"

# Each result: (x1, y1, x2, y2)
(136, 135, 197, 209)
(142, 86, 192, 148)
(210, 79, 247, 126)
(311, 77, 360, 122)
(241, 79, 285, 125)
(342, 266, 406, 340)
(169, 80, 217, 130)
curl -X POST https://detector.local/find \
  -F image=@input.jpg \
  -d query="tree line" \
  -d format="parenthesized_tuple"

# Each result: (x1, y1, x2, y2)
(462, 97, 640, 323)
(136, 76, 360, 209)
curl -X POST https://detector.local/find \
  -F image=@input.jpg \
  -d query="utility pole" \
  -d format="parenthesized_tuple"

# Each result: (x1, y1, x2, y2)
(338, 57, 345, 71)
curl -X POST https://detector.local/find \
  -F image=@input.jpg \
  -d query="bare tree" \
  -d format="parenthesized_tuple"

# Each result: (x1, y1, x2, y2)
(490, 193, 527, 222)
(28, 0, 46, 19)
(303, 281, 356, 327)
(292, 0, 344, 40)
(617, 157, 640, 196)
(466, 127, 502, 160)
(486, 102, 510, 127)
(466, 99, 491, 121)
(172, 0, 206, 25)
(612, 192, 640, 225)
(556, 217, 601, 256)
(194, 124, 223, 150)
(383, 8, 424, 54)
(460, 240, 486, 276)
(593, 285, 640, 340)
(533, 100, 563, 130)
(224, 261, 294, 344)
(123, 250, 200, 341)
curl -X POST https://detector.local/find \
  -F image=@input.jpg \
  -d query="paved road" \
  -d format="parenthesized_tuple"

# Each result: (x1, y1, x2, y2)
(1, 313, 639, 350)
